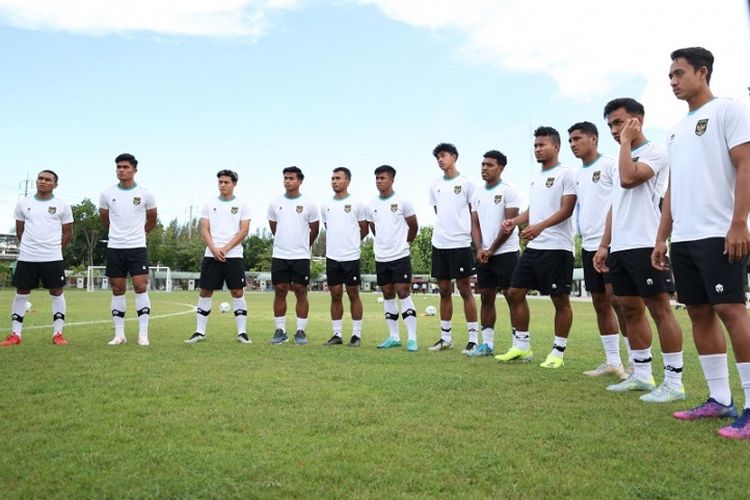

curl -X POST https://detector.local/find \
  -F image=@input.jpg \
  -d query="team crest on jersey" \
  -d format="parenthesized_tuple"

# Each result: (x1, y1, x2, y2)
(390, 203, 398, 212)
(695, 119, 709, 136)
(48, 206, 57, 214)
(296, 205, 303, 213)
(494, 194, 503, 204)
(231, 207, 238, 214)
(133, 197, 141, 206)
(592, 171, 601, 183)
(344, 204, 352, 213)
(545, 177, 555, 188)
(454, 185, 462, 194)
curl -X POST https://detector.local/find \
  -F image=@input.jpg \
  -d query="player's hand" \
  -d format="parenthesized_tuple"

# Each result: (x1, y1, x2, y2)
(501, 219, 516, 235)
(651, 241, 670, 271)
(210, 246, 226, 262)
(619, 118, 641, 145)
(593, 246, 609, 273)
(477, 249, 489, 264)
(520, 223, 543, 241)
(725, 221, 750, 263)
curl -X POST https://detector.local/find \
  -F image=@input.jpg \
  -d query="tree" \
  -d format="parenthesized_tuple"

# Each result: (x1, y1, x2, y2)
(410, 225, 432, 274)
(243, 228, 274, 272)
(360, 238, 375, 274)
(64, 198, 105, 267)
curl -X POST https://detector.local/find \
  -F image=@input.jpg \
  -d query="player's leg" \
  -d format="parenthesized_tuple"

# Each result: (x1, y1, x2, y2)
(271, 258, 290, 343)
(326, 284, 345, 345)
(345, 282, 363, 346)
(395, 278, 418, 352)
(473, 287, 496, 357)
(377, 279, 402, 348)
(131, 273, 150, 346)
(641, 291, 685, 401)
(430, 246, 454, 350)
(456, 276, 478, 354)
(187, 287, 213, 344)
(223, 258, 249, 343)
(291, 259, 311, 345)
(4, 261, 37, 346)
(49, 287, 67, 345)
(583, 290, 625, 377)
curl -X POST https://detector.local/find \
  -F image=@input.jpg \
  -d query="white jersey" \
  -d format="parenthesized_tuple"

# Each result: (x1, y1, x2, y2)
(200, 197, 251, 259)
(527, 164, 577, 252)
(267, 194, 320, 260)
(15, 195, 74, 262)
(610, 141, 668, 252)
(576, 155, 615, 252)
(430, 173, 476, 249)
(321, 195, 367, 262)
(668, 98, 750, 243)
(99, 184, 156, 249)
(471, 181, 521, 255)
(367, 193, 416, 262)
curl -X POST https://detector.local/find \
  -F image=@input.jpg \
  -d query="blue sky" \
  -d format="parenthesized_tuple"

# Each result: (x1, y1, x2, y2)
(2, 0, 749, 233)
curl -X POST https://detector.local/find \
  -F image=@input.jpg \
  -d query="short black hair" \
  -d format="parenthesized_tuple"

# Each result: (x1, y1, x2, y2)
(533, 126, 560, 146)
(283, 166, 304, 181)
(432, 143, 459, 159)
(603, 98, 645, 119)
(115, 153, 138, 168)
(374, 165, 396, 178)
(217, 169, 238, 183)
(483, 150, 507, 167)
(567, 121, 599, 138)
(671, 46, 714, 84)
(39, 169, 59, 183)
(333, 167, 351, 180)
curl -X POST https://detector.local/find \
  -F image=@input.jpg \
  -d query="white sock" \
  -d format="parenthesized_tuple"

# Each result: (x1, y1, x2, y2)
(111, 295, 126, 337)
(632, 347, 653, 381)
(401, 296, 417, 341)
(384, 299, 400, 340)
(134, 292, 150, 336)
(196, 297, 212, 335)
(623, 336, 634, 364)
(352, 319, 362, 338)
(51, 294, 66, 334)
(482, 327, 494, 349)
(467, 322, 479, 344)
(699, 353, 731, 406)
(274, 316, 286, 332)
(662, 351, 684, 387)
(736, 362, 750, 410)
(601, 333, 622, 366)
(11, 293, 29, 336)
(552, 335, 567, 359)
(514, 330, 530, 351)
(296, 317, 308, 332)
(440, 320, 452, 342)
(332, 319, 343, 337)
(233, 297, 247, 334)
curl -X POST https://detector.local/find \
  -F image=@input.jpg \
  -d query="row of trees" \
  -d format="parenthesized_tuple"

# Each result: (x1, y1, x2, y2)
(59, 198, 582, 273)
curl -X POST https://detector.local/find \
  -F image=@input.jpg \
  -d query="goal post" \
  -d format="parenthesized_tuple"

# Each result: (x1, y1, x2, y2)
(86, 265, 172, 292)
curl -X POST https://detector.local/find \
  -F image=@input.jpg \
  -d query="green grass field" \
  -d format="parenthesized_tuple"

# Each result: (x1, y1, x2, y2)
(1, 289, 749, 498)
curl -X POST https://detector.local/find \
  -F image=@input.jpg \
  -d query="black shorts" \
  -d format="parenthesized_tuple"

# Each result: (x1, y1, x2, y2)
(376, 256, 412, 286)
(272, 258, 310, 286)
(609, 248, 672, 298)
(326, 258, 361, 287)
(582, 249, 612, 294)
(431, 246, 476, 280)
(12, 260, 66, 290)
(105, 248, 149, 278)
(199, 257, 246, 290)
(476, 252, 519, 290)
(510, 248, 573, 295)
(671, 238, 747, 305)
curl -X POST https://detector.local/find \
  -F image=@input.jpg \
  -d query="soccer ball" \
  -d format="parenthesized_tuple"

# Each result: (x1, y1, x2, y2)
(425, 305, 437, 316)
(25, 301, 32, 312)
(219, 302, 231, 313)
(376, 297, 384, 303)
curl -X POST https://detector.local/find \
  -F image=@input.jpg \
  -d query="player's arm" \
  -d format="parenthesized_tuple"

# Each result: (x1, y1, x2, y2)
(61, 222, 73, 249)
(652, 178, 673, 271)
(145, 208, 157, 234)
(201, 218, 224, 261)
(502, 209, 528, 235)
(223, 219, 251, 255)
(368, 221, 376, 237)
(618, 119, 655, 188)
(521, 194, 576, 241)
(726, 142, 750, 262)
(359, 221, 369, 240)
(471, 211, 483, 252)
(405, 215, 418, 244)
(489, 207, 520, 253)
(15, 220, 24, 243)
(268, 220, 277, 235)
(309, 220, 320, 247)
(99, 208, 110, 228)
(593, 208, 613, 273)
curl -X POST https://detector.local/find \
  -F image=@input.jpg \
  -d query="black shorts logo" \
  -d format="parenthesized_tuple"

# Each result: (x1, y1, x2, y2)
(494, 194, 503, 204)
(592, 171, 601, 183)
(344, 204, 352, 213)
(454, 185, 462, 194)
(545, 177, 555, 188)
(296, 205, 303, 214)
(695, 119, 709, 136)
(133, 197, 141, 206)
(48, 206, 57, 214)
(390, 204, 398, 212)
(231, 207, 238, 214)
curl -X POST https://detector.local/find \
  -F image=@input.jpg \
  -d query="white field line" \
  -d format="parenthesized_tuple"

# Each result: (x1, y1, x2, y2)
(15, 303, 196, 332)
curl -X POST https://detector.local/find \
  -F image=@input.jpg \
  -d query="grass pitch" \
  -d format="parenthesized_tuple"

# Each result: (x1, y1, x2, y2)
(1, 289, 750, 498)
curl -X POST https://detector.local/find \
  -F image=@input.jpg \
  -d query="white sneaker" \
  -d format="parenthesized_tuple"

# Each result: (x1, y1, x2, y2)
(583, 362, 626, 378)
(137, 335, 150, 346)
(236, 332, 252, 344)
(108, 336, 127, 345)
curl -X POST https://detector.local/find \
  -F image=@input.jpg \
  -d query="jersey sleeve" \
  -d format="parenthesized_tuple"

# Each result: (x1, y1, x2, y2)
(266, 201, 277, 222)
(635, 145, 665, 176)
(320, 203, 328, 224)
(402, 198, 416, 218)
(14, 201, 25, 221)
(724, 100, 750, 150)
(465, 178, 476, 204)
(366, 203, 374, 222)
(505, 185, 522, 208)
(356, 201, 367, 221)
(240, 202, 252, 221)
(600, 159, 614, 189)
(200, 204, 210, 219)
(99, 191, 109, 210)
(144, 191, 157, 209)
(562, 169, 577, 196)
(307, 201, 320, 223)
(470, 191, 479, 213)
(61, 202, 74, 224)
(428, 181, 437, 207)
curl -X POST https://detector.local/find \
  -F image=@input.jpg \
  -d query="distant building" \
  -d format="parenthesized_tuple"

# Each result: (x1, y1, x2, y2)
(0, 233, 19, 262)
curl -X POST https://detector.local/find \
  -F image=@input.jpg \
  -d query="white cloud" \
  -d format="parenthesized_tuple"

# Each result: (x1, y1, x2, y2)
(0, 0, 301, 37)
(363, 0, 750, 129)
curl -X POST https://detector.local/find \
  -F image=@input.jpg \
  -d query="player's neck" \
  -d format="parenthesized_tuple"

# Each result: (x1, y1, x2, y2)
(219, 194, 235, 201)
(34, 191, 54, 201)
(378, 188, 394, 199)
(284, 190, 301, 199)
(118, 180, 136, 189)
(581, 152, 600, 166)
(631, 136, 649, 150)
(442, 167, 459, 179)
(541, 160, 560, 171)
(485, 177, 501, 188)
(687, 89, 715, 112)
(333, 191, 349, 199)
